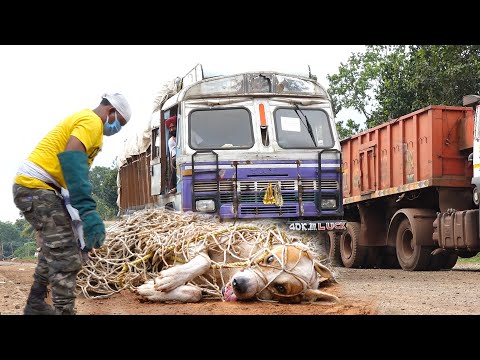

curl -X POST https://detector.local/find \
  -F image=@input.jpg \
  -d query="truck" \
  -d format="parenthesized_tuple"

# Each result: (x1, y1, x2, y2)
(337, 95, 480, 270)
(116, 64, 345, 258)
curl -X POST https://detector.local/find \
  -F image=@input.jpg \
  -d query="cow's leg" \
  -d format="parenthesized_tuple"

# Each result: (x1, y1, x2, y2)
(136, 281, 202, 303)
(154, 251, 211, 292)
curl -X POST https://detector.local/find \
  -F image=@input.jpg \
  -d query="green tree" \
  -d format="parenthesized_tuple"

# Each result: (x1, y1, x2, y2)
(0, 220, 31, 259)
(13, 241, 36, 259)
(14, 218, 35, 239)
(336, 118, 363, 141)
(328, 45, 480, 131)
(89, 165, 119, 220)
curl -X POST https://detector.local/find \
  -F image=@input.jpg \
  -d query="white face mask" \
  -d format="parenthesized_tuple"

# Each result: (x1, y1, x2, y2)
(104, 111, 122, 136)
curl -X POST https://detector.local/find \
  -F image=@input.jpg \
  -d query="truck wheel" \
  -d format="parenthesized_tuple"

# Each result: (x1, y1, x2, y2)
(381, 255, 401, 269)
(340, 222, 367, 268)
(395, 218, 431, 271)
(457, 250, 478, 258)
(323, 232, 342, 266)
(429, 251, 458, 270)
(363, 247, 381, 268)
(428, 251, 458, 270)
(377, 247, 401, 269)
(443, 253, 458, 269)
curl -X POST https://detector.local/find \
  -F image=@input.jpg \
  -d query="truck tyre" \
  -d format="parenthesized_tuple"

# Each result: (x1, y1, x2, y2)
(340, 222, 367, 268)
(457, 250, 478, 258)
(363, 247, 381, 268)
(443, 253, 458, 269)
(429, 251, 458, 270)
(395, 218, 431, 271)
(381, 255, 401, 269)
(322, 232, 342, 266)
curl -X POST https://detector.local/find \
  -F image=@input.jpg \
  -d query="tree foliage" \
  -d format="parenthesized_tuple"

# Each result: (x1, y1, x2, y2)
(89, 165, 119, 220)
(328, 45, 480, 132)
(0, 220, 32, 259)
(335, 119, 362, 141)
(13, 241, 36, 259)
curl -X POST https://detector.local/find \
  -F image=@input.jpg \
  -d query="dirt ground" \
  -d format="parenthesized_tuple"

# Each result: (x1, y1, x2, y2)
(2, 260, 480, 315)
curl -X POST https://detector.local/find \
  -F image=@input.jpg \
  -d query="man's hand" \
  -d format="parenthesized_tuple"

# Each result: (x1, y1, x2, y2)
(82, 211, 105, 250)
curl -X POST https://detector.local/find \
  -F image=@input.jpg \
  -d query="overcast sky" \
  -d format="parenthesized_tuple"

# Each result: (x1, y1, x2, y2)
(0, 45, 366, 222)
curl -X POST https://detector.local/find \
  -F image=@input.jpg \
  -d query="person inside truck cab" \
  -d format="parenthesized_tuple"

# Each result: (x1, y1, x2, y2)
(165, 115, 177, 194)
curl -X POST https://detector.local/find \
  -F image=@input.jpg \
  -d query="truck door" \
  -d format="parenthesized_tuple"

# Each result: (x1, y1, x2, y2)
(151, 127, 161, 195)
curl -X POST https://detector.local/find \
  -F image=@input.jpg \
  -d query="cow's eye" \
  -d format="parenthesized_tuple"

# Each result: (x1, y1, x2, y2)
(274, 283, 286, 294)
(266, 255, 274, 264)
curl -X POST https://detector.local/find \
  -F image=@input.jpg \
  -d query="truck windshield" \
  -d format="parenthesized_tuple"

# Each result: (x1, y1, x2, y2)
(274, 108, 333, 148)
(189, 108, 254, 149)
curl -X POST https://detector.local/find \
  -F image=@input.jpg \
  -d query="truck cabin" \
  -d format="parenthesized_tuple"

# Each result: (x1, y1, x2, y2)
(135, 65, 344, 221)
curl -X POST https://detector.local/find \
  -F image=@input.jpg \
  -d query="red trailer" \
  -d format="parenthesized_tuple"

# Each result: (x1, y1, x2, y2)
(339, 104, 480, 270)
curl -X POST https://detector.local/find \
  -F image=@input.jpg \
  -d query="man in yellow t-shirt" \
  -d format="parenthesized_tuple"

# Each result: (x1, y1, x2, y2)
(12, 93, 131, 315)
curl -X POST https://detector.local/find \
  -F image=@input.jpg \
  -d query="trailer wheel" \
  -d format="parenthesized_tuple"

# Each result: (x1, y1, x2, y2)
(340, 222, 367, 268)
(322, 232, 342, 266)
(457, 250, 478, 258)
(363, 247, 381, 268)
(381, 254, 401, 269)
(395, 218, 431, 271)
(429, 251, 458, 270)
(443, 253, 458, 269)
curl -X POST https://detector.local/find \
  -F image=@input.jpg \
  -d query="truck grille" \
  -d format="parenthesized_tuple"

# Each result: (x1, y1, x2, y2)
(301, 180, 339, 190)
(239, 180, 296, 191)
(193, 179, 338, 192)
(193, 181, 234, 192)
(194, 179, 338, 204)
(240, 205, 297, 215)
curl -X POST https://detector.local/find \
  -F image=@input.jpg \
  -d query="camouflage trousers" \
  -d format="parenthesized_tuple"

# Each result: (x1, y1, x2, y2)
(12, 184, 82, 313)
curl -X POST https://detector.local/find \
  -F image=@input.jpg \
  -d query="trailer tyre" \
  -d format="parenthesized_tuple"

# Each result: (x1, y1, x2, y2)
(322, 232, 342, 266)
(429, 251, 458, 270)
(457, 250, 478, 258)
(443, 253, 458, 269)
(381, 254, 401, 269)
(395, 218, 431, 271)
(340, 222, 367, 268)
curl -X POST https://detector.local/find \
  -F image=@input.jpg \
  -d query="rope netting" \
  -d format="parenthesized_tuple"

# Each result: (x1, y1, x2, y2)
(76, 208, 330, 299)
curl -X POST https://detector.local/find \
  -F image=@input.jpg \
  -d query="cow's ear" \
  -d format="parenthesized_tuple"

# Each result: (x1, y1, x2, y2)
(314, 261, 338, 283)
(304, 289, 339, 303)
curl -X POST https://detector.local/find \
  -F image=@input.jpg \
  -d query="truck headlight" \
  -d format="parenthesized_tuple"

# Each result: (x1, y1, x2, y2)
(196, 199, 216, 212)
(321, 198, 336, 209)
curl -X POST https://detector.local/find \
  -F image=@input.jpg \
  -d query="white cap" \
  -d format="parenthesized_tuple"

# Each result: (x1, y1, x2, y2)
(102, 93, 132, 123)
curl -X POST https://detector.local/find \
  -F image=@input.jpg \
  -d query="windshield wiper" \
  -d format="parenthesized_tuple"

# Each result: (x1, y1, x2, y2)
(294, 104, 317, 147)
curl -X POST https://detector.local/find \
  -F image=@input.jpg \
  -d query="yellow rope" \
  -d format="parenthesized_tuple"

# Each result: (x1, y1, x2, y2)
(211, 261, 248, 269)
(118, 252, 154, 287)
(211, 248, 270, 269)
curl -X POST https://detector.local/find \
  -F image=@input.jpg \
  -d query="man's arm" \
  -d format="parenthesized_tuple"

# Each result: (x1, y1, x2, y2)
(65, 135, 86, 152)
(58, 136, 105, 250)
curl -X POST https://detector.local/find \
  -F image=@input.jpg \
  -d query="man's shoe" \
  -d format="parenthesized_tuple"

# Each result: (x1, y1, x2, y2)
(24, 302, 55, 315)
(23, 281, 55, 315)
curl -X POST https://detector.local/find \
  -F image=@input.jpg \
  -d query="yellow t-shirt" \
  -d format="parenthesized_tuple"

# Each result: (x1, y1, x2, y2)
(15, 108, 103, 190)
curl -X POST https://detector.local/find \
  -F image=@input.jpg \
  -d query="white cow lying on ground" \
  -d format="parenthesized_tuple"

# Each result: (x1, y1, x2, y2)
(136, 237, 339, 304)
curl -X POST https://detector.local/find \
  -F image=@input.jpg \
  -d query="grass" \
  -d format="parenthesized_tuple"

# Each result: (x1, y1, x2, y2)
(457, 253, 480, 264)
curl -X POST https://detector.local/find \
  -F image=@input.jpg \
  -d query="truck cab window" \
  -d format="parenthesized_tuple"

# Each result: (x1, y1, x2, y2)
(274, 108, 333, 149)
(189, 108, 254, 150)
